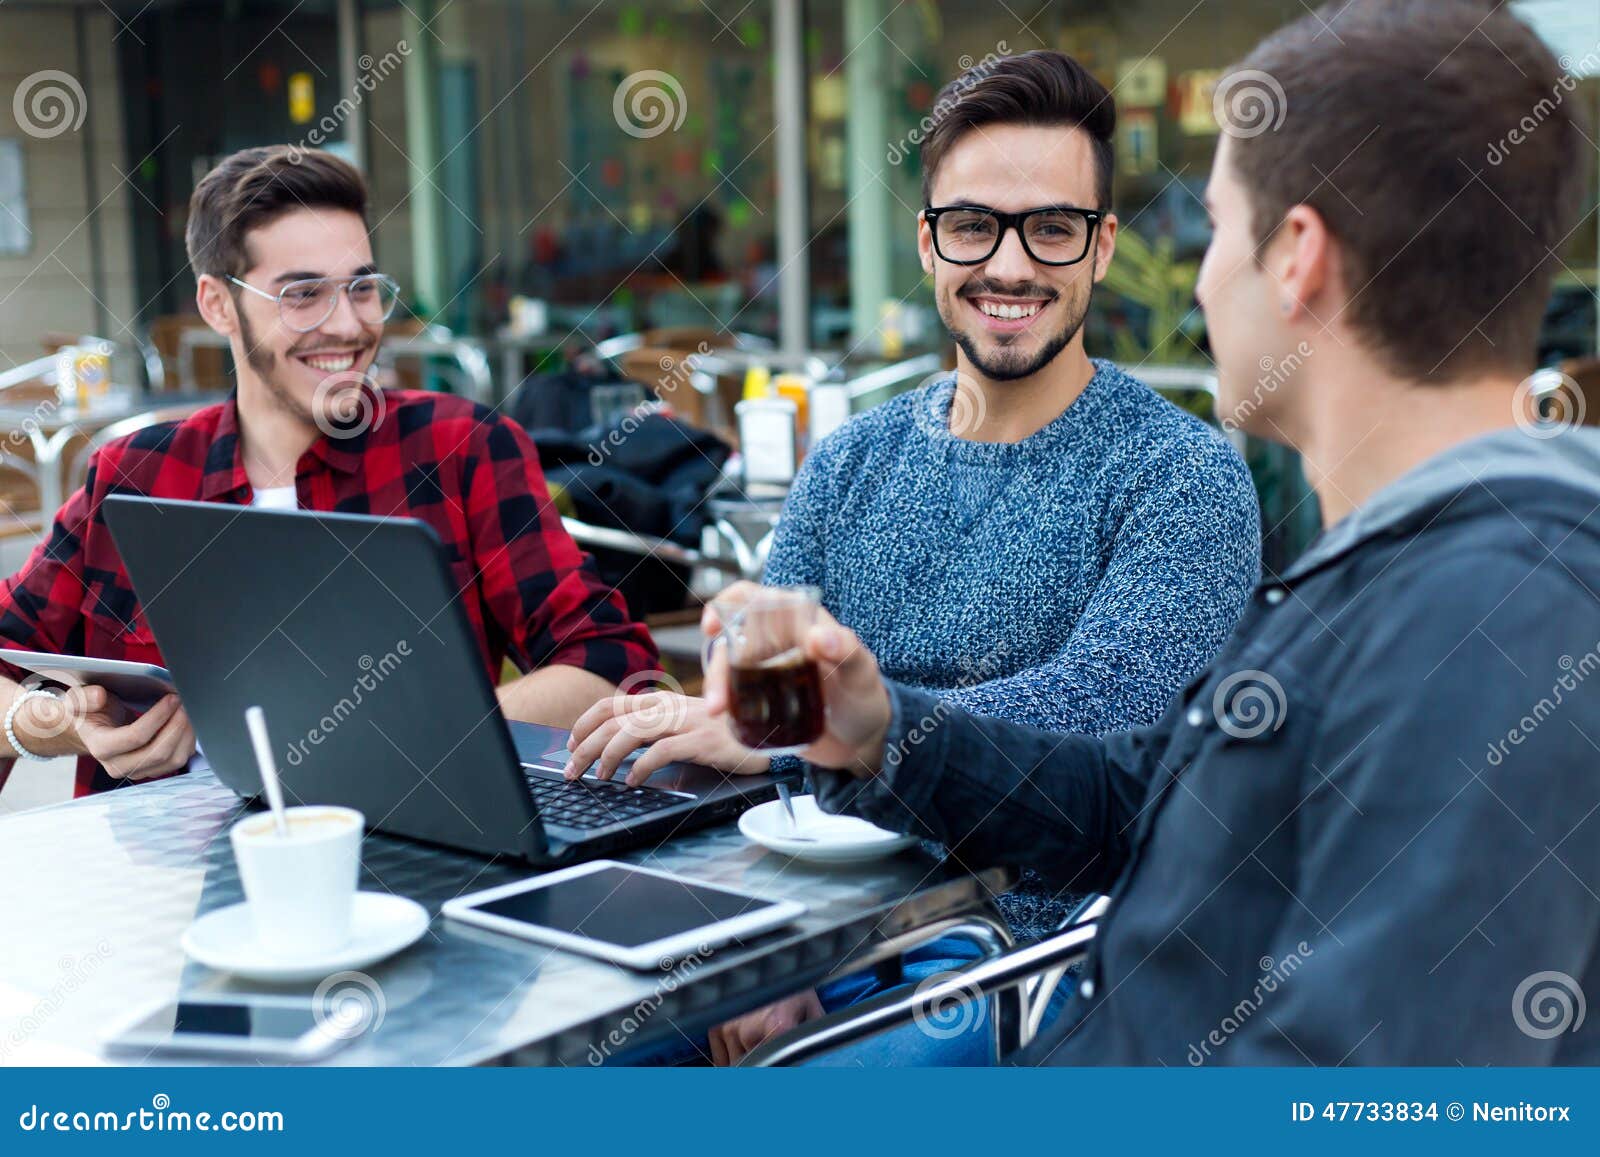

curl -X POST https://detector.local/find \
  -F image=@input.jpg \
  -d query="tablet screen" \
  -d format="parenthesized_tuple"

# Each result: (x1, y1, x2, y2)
(474, 866, 781, 949)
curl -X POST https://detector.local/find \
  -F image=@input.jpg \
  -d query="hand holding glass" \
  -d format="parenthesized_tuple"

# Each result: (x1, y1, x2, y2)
(703, 586, 825, 753)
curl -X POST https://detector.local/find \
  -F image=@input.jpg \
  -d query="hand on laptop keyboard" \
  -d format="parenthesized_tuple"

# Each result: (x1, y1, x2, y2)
(523, 764, 684, 830)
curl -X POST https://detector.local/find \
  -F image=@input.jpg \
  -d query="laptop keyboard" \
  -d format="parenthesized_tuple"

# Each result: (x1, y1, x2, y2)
(522, 765, 690, 830)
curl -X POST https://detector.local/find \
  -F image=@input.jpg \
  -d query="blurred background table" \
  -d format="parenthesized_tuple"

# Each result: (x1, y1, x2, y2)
(0, 391, 226, 523)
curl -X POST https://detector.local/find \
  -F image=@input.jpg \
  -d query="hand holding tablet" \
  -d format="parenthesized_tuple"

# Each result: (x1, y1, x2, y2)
(0, 649, 176, 707)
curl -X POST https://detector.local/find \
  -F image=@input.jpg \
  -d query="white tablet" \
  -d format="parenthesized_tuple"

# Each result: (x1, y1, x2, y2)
(0, 649, 175, 707)
(441, 860, 807, 970)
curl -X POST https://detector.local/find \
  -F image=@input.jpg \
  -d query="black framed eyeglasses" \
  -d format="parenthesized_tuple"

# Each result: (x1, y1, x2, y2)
(923, 204, 1103, 267)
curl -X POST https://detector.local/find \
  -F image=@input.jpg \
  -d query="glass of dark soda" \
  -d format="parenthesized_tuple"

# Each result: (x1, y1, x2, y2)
(705, 585, 825, 753)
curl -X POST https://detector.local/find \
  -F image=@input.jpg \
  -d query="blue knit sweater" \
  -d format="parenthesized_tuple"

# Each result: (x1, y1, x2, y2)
(765, 360, 1262, 942)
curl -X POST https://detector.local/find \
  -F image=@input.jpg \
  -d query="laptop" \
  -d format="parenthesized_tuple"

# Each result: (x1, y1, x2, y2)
(101, 495, 799, 864)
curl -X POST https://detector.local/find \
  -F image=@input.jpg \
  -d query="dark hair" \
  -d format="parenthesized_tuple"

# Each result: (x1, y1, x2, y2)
(919, 50, 1115, 210)
(185, 146, 369, 281)
(1228, 0, 1590, 380)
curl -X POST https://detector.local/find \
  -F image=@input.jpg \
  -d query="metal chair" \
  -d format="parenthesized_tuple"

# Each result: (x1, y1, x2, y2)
(1136, 363, 1219, 397)
(0, 355, 70, 539)
(591, 328, 774, 368)
(740, 894, 1109, 1066)
(842, 352, 946, 405)
(376, 325, 494, 404)
(135, 335, 166, 392)
(0, 353, 63, 395)
(161, 319, 234, 392)
(559, 517, 742, 579)
(65, 402, 213, 493)
(35, 333, 158, 392)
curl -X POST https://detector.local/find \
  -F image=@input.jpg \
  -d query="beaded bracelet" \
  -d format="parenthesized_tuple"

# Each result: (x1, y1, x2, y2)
(4, 687, 61, 761)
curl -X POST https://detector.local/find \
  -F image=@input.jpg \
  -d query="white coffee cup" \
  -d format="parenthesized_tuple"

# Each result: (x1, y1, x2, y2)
(230, 805, 363, 958)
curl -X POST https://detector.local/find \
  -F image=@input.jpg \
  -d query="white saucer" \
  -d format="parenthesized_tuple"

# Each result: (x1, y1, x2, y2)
(740, 795, 918, 863)
(181, 893, 431, 982)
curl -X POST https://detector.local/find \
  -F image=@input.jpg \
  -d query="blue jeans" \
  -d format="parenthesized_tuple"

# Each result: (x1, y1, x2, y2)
(803, 935, 1074, 1067)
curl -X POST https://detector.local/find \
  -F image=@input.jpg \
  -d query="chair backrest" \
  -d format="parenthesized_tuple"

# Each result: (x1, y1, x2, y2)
(617, 346, 710, 427)
(148, 315, 231, 392)
(1136, 364, 1219, 397)
(375, 329, 492, 403)
(592, 328, 773, 366)
(66, 403, 213, 493)
(37, 333, 168, 393)
(0, 354, 60, 399)
(38, 331, 116, 357)
(373, 318, 438, 393)
(843, 352, 947, 406)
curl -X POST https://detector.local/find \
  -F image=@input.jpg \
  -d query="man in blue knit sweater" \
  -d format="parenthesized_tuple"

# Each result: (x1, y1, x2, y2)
(567, 50, 1261, 1063)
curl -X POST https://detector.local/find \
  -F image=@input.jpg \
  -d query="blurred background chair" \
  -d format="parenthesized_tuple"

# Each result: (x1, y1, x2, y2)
(150, 315, 232, 393)
(39, 331, 165, 393)
(66, 402, 215, 492)
(0, 354, 61, 544)
(374, 323, 494, 403)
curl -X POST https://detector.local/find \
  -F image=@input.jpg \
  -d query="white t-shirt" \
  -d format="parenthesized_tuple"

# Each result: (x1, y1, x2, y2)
(251, 485, 297, 510)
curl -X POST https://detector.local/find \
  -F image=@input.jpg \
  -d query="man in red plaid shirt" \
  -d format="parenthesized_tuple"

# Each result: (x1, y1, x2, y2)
(0, 146, 659, 798)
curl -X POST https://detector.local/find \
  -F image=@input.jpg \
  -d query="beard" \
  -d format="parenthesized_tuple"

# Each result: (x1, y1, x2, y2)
(237, 306, 318, 427)
(237, 308, 376, 431)
(940, 270, 1095, 382)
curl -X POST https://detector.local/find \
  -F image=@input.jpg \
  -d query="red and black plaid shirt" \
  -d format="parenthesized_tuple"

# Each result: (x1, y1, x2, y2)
(0, 388, 658, 797)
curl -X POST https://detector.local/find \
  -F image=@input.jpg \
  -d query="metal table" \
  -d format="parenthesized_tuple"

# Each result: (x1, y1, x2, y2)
(0, 393, 226, 521)
(0, 770, 1013, 1067)
(704, 491, 788, 583)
